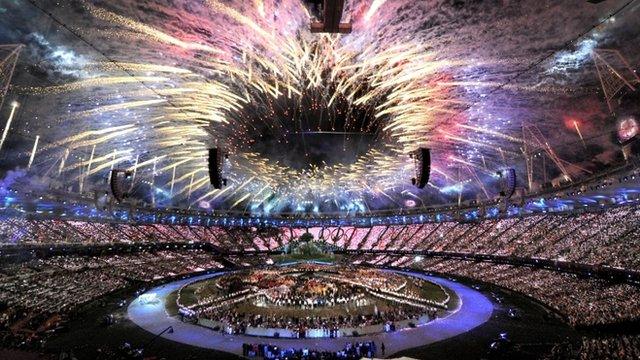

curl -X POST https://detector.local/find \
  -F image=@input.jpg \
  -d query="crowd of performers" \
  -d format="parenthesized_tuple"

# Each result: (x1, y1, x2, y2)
(190, 265, 443, 337)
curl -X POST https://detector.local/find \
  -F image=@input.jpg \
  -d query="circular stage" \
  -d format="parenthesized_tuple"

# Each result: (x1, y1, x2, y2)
(128, 263, 494, 357)
(176, 264, 452, 338)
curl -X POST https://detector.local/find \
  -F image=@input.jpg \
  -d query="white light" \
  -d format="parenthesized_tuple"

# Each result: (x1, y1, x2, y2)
(27, 135, 40, 169)
(139, 293, 159, 304)
(0, 102, 19, 152)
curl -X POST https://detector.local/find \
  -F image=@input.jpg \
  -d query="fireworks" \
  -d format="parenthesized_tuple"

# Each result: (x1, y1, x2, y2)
(0, 101, 19, 152)
(7, 0, 628, 214)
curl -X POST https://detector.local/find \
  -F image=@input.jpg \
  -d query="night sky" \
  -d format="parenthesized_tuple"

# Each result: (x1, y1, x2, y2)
(0, 0, 639, 214)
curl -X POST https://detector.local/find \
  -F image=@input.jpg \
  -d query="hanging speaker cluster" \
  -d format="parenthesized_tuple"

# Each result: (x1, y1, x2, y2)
(208, 147, 227, 189)
(110, 169, 133, 203)
(410, 148, 431, 189)
(497, 168, 516, 199)
(309, 0, 352, 33)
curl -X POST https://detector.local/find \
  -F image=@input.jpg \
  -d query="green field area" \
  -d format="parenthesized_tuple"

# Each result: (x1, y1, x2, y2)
(166, 283, 200, 316)
(169, 270, 459, 316)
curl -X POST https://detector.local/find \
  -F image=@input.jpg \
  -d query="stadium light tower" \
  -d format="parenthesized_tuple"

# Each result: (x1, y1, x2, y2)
(592, 49, 640, 114)
(521, 123, 581, 192)
(310, 0, 352, 34)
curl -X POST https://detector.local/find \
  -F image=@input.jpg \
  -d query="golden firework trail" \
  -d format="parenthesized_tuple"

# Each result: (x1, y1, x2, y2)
(22, 0, 532, 213)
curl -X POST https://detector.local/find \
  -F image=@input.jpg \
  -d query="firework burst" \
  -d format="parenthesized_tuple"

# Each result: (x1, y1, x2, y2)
(12, 0, 629, 214)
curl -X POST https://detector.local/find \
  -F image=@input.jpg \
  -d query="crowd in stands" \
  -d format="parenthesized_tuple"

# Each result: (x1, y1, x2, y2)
(382, 257, 640, 328)
(546, 335, 640, 360)
(343, 204, 640, 270)
(577, 335, 640, 360)
(243, 341, 377, 359)
(0, 250, 224, 350)
(2, 206, 638, 335)
(3, 204, 640, 271)
(1, 203, 640, 358)
(0, 219, 280, 252)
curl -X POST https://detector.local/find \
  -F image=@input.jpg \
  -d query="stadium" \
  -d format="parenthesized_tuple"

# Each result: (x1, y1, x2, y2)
(0, 1, 639, 359)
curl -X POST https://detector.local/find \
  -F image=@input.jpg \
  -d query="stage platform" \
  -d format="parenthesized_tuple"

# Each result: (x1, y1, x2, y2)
(128, 269, 493, 357)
